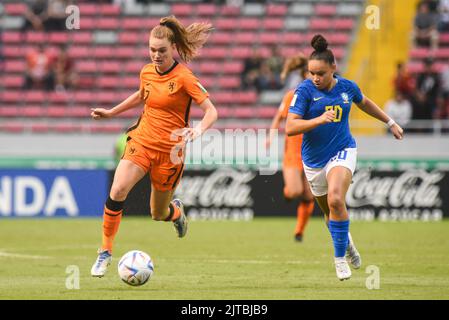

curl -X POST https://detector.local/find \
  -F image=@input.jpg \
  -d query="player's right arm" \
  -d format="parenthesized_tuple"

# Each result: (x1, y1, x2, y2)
(91, 90, 142, 120)
(286, 111, 335, 136)
(286, 87, 335, 136)
(265, 103, 285, 148)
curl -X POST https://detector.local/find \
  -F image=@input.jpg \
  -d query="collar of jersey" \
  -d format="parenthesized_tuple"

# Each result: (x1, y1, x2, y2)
(155, 60, 179, 76)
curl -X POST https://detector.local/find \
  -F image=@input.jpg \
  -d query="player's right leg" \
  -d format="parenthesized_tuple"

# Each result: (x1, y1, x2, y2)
(282, 167, 303, 200)
(91, 159, 146, 277)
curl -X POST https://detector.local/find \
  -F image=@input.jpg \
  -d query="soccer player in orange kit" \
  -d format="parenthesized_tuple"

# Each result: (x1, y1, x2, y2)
(90, 16, 218, 277)
(266, 54, 315, 242)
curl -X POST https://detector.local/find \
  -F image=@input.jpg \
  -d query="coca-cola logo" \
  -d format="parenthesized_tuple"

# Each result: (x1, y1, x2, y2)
(347, 169, 443, 208)
(174, 167, 255, 207)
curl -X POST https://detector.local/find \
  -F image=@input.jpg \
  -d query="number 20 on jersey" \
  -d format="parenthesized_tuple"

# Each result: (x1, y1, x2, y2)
(325, 105, 343, 122)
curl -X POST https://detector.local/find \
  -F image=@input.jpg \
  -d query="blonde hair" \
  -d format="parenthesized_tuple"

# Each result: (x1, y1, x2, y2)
(280, 53, 308, 83)
(151, 15, 213, 63)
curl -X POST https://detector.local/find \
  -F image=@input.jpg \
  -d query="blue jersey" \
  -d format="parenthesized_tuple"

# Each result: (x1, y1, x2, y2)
(289, 76, 363, 168)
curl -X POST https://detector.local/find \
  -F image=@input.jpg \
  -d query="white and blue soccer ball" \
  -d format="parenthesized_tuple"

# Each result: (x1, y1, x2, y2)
(118, 250, 154, 286)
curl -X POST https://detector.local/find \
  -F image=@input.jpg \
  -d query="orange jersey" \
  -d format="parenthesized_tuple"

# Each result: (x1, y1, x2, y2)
(128, 61, 209, 153)
(280, 90, 303, 169)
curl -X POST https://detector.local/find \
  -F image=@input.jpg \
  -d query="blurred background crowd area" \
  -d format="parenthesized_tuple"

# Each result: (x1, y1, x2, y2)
(0, 0, 448, 135)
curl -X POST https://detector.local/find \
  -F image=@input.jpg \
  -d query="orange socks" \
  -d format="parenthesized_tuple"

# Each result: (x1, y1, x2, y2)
(101, 197, 124, 253)
(164, 202, 181, 222)
(295, 201, 314, 236)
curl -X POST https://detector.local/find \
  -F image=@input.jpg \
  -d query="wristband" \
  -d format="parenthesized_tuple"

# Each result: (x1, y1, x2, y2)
(387, 119, 396, 127)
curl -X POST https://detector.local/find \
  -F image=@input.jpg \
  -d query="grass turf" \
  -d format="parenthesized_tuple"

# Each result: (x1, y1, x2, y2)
(0, 217, 448, 300)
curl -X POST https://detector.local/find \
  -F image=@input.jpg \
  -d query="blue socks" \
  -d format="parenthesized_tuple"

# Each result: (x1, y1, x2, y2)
(328, 220, 350, 258)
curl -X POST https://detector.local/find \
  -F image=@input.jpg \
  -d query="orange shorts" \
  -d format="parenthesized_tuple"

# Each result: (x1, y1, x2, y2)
(122, 138, 185, 192)
(283, 135, 303, 170)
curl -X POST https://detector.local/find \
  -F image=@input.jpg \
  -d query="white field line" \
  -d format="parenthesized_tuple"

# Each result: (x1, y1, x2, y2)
(0, 251, 52, 260)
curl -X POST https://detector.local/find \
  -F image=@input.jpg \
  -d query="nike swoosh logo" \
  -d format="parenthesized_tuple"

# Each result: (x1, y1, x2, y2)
(313, 97, 323, 101)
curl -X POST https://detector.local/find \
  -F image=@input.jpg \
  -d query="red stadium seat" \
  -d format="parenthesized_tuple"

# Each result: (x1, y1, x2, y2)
(74, 91, 95, 103)
(230, 47, 252, 59)
(98, 61, 121, 73)
(99, 4, 121, 16)
(220, 5, 241, 16)
(4, 3, 28, 15)
(48, 32, 69, 44)
(214, 18, 235, 30)
(197, 4, 218, 16)
(79, 3, 99, 16)
(238, 91, 258, 104)
(260, 33, 279, 45)
(67, 106, 90, 118)
(49, 92, 70, 104)
(266, 4, 288, 16)
(80, 17, 97, 30)
(54, 123, 82, 133)
(310, 18, 332, 30)
(47, 107, 67, 118)
(93, 46, 115, 59)
(25, 91, 45, 103)
(72, 32, 92, 44)
(209, 32, 232, 44)
(123, 77, 140, 89)
(199, 62, 220, 74)
(263, 18, 284, 30)
(118, 32, 141, 44)
(0, 107, 19, 117)
(2, 32, 22, 43)
(31, 123, 50, 133)
(234, 108, 254, 118)
(97, 18, 120, 29)
(223, 62, 243, 74)
(434, 48, 449, 59)
(258, 107, 278, 118)
(69, 46, 91, 59)
(171, 4, 194, 16)
(98, 77, 121, 88)
(239, 18, 259, 30)
(201, 47, 227, 59)
(329, 33, 350, 45)
(334, 19, 355, 30)
(218, 77, 240, 89)
(282, 32, 306, 45)
(4, 60, 26, 73)
(216, 107, 232, 118)
(26, 32, 47, 43)
(1, 91, 22, 102)
(76, 61, 98, 73)
(1, 122, 25, 133)
(117, 47, 138, 59)
(236, 32, 256, 44)
(90, 123, 124, 133)
(23, 106, 42, 117)
(3, 46, 25, 58)
(4, 76, 24, 88)
(315, 5, 337, 16)
(410, 48, 431, 59)
(125, 61, 144, 74)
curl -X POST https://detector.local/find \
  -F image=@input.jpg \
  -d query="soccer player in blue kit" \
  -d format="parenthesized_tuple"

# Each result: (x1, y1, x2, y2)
(286, 35, 404, 280)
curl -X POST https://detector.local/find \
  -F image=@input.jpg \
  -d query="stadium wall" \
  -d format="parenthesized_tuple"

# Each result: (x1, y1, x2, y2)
(0, 166, 447, 221)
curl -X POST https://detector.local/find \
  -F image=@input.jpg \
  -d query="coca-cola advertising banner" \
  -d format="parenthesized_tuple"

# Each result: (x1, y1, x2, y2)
(118, 167, 449, 221)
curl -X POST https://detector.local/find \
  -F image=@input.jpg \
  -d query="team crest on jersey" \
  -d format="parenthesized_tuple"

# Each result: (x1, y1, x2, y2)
(341, 92, 349, 104)
(196, 82, 208, 94)
(168, 81, 176, 93)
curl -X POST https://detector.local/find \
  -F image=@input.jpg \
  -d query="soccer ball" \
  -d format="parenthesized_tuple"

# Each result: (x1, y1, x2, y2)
(117, 250, 154, 286)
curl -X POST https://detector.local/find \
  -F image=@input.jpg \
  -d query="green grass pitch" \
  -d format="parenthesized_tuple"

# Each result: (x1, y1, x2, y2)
(0, 217, 448, 300)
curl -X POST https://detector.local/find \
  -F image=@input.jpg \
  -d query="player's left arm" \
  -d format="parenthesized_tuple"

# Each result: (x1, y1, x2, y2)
(356, 95, 404, 140)
(183, 98, 218, 142)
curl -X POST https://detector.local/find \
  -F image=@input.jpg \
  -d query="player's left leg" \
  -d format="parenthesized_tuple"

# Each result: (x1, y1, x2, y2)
(326, 166, 353, 280)
(294, 170, 315, 242)
(150, 187, 187, 238)
(149, 150, 187, 237)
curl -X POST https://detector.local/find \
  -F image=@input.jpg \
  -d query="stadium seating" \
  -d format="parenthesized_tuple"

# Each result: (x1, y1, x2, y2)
(0, 0, 363, 133)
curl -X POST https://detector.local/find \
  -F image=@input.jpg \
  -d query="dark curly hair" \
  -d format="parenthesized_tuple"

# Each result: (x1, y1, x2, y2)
(309, 34, 335, 65)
